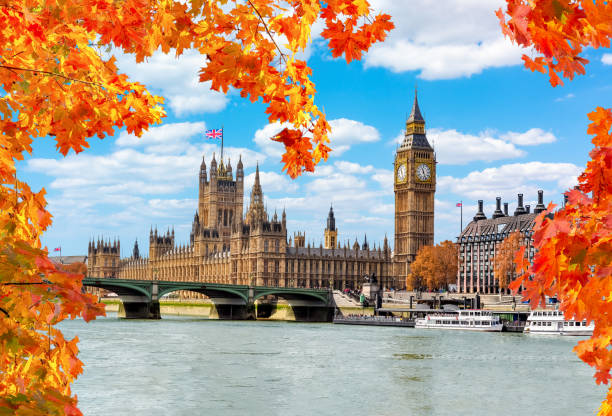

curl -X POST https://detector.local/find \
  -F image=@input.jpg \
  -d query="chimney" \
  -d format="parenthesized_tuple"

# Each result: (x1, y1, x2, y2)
(525, 205, 531, 213)
(492, 197, 504, 219)
(514, 193, 526, 216)
(473, 200, 487, 221)
(504, 202, 509, 216)
(534, 190, 546, 214)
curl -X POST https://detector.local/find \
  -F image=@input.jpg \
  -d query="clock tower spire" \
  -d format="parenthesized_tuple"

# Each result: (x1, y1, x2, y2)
(393, 89, 436, 281)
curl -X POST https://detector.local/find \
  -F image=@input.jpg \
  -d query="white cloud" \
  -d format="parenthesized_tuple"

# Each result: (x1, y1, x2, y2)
(438, 161, 581, 201)
(114, 49, 229, 117)
(392, 127, 558, 164)
(26, 140, 265, 231)
(371, 169, 393, 193)
(306, 172, 367, 194)
(365, 0, 525, 79)
(244, 171, 299, 194)
(501, 128, 556, 146)
(602, 54, 612, 65)
(334, 160, 374, 174)
(116, 122, 206, 153)
(328, 118, 380, 155)
(431, 128, 525, 164)
(253, 122, 287, 158)
(253, 118, 380, 158)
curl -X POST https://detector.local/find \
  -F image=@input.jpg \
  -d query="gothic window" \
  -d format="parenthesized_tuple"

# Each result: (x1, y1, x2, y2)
(229, 210, 233, 225)
(275, 240, 279, 252)
(251, 259, 256, 272)
(331, 236, 335, 247)
(218, 209, 222, 225)
(223, 210, 228, 226)
(264, 260, 268, 273)
(264, 240, 269, 252)
(275, 261, 279, 273)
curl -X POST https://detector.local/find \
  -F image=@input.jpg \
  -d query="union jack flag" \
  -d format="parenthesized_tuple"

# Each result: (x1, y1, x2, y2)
(456, 202, 462, 207)
(205, 128, 223, 139)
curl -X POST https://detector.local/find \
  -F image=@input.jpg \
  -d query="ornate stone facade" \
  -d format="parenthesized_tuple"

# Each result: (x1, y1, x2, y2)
(88, 156, 396, 291)
(393, 91, 436, 278)
(456, 191, 547, 293)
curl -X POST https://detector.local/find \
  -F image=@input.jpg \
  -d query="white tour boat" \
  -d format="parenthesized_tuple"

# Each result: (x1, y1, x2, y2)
(524, 310, 594, 336)
(415, 310, 503, 332)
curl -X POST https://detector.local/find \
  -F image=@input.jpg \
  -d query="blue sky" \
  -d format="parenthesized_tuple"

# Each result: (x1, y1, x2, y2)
(19, 0, 612, 257)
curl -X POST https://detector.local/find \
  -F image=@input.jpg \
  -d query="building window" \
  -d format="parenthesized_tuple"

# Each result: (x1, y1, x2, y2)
(275, 240, 279, 252)
(264, 240, 269, 252)
(275, 261, 279, 273)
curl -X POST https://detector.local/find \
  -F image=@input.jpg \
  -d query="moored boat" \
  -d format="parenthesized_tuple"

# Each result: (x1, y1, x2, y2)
(524, 310, 594, 336)
(415, 309, 503, 332)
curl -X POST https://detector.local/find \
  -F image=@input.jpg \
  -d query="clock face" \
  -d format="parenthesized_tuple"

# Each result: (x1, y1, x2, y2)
(416, 163, 431, 181)
(396, 163, 407, 182)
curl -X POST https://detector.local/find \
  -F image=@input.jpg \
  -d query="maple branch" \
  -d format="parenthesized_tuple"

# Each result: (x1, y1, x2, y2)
(245, 0, 287, 65)
(0, 65, 104, 88)
(0, 307, 9, 317)
(0, 282, 48, 286)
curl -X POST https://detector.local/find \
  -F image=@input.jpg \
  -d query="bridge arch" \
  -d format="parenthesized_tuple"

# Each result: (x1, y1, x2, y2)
(157, 284, 248, 303)
(83, 280, 151, 299)
(253, 288, 329, 304)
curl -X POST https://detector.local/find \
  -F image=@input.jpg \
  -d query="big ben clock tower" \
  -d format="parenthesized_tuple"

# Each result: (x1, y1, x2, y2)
(394, 91, 436, 279)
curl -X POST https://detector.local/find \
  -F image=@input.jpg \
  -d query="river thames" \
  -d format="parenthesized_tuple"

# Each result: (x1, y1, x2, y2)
(61, 314, 605, 416)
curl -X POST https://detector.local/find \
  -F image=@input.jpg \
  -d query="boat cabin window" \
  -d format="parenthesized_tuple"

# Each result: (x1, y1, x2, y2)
(564, 322, 568, 326)
(569, 322, 574, 326)
(583, 321, 587, 326)
(575, 322, 581, 327)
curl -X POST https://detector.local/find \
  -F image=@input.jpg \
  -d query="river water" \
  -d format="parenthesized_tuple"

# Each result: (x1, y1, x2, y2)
(61, 314, 605, 416)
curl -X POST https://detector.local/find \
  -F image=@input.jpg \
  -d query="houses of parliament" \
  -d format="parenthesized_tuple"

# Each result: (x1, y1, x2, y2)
(87, 93, 436, 290)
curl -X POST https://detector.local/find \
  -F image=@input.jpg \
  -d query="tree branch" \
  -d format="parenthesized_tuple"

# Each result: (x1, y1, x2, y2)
(245, 0, 287, 65)
(0, 282, 47, 286)
(0, 65, 104, 88)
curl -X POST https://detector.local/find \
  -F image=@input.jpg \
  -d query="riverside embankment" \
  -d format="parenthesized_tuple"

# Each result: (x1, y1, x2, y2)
(103, 299, 374, 320)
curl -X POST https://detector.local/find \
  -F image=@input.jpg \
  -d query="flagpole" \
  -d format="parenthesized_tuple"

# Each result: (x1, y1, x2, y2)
(221, 124, 224, 162)
(460, 200, 463, 233)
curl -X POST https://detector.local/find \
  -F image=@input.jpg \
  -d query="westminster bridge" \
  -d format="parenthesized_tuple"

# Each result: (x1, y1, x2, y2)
(82, 277, 334, 321)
